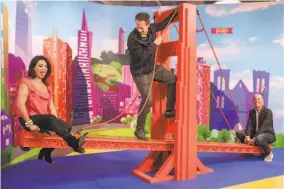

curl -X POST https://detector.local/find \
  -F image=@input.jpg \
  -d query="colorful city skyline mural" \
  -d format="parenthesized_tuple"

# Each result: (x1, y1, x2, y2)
(1, 1, 284, 154)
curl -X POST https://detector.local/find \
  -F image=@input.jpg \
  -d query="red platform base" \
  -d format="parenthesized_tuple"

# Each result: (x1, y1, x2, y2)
(132, 151, 213, 183)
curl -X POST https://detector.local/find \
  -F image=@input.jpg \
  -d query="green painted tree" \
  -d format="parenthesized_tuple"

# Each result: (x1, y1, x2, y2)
(198, 135, 206, 141)
(120, 115, 134, 125)
(1, 68, 8, 111)
(210, 137, 218, 142)
(6, 146, 13, 158)
(120, 117, 127, 124)
(95, 115, 102, 122)
(198, 126, 211, 141)
(125, 115, 133, 123)
(272, 134, 284, 148)
(217, 129, 232, 142)
(1, 145, 14, 165)
(110, 61, 122, 74)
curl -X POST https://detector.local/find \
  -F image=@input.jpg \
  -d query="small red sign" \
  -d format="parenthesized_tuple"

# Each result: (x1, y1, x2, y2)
(211, 28, 233, 34)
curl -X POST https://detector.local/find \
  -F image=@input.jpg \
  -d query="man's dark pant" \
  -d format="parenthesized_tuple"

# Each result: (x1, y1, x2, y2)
(236, 131, 275, 156)
(133, 65, 177, 131)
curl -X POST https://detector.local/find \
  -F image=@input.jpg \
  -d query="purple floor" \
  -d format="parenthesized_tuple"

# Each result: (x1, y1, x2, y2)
(2, 149, 284, 189)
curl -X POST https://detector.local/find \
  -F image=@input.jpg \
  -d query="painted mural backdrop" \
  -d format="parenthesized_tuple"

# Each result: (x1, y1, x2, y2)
(1, 1, 283, 165)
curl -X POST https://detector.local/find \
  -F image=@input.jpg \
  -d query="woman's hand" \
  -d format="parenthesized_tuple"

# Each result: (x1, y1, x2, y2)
(48, 99, 58, 118)
(29, 124, 40, 132)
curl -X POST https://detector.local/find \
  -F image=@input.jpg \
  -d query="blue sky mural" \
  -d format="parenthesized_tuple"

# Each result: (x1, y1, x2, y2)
(3, 1, 284, 133)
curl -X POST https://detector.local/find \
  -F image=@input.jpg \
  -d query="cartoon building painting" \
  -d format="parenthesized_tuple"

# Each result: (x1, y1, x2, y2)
(196, 57, 210, 126)
(1, 110, 13, 150)
(174, 57, 211, 126)
(43, 29, 73, 123)
(120, 97, 142, 115)
(72, 9, 97, 125)
(211, 69, 270, 130)
(100, 83, 131, 122)
(15, 0, 32, 67)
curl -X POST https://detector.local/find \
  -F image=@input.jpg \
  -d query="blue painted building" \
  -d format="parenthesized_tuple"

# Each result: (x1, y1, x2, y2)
(210, 69, 270, 131)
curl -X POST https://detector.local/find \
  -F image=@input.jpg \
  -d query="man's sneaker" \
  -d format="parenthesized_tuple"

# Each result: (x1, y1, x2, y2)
(165, 109, 176, 118)
(264, 152, 274, 162)
(134, 130, 148, 141)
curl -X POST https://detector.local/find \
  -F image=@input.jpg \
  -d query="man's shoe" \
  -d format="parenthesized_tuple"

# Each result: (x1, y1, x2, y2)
(264, 152, 274, 162)
(134, 130, 148, 141)
(165, 109, 175, 118)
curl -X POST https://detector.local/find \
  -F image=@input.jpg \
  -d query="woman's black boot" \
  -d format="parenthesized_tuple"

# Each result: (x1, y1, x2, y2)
(62, 134, 86, 153)
(38, 148, 54, 164)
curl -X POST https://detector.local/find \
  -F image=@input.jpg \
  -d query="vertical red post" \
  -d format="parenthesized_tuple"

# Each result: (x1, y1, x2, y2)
(132, 4, 212, 183)
(174, 4, 197, 180)
(151, 11, 171, 140)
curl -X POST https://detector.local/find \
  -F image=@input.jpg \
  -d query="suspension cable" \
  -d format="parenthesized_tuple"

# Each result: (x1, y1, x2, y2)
(196, 66, 239, 142)
(171, 8, 245, 139)
(171, 21, 239, 141)
(78, 7, 246, 141)
(196, 9, 247, 138)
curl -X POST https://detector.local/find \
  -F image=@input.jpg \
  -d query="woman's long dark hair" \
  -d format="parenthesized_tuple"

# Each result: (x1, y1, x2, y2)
(28, 55, 51, 85)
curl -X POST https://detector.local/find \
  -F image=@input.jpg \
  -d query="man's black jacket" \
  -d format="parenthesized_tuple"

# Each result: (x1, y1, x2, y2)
(127, 10, 178, 76)
(245, 106, 276, 139)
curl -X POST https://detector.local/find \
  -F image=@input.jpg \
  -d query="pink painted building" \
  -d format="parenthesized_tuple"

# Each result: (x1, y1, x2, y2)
(119, 27, 137, 98)
(122, 65, 137, 98)
(196, 57, 210, 126)
(93, 84, 104, 118)
(21, 70, 28, 78)
(119, 96, 142, 115)
(101, 83, 131, 122)
(118, 27, 125, 54)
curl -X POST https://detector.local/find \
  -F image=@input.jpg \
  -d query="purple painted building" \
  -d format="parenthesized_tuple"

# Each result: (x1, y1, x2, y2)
(211, 69, 270, 131)
(15, 1, 32, 67)
(7, 53, 26, 115)
(1, 109, 13, 150)
(100, 83, 131, 122)
(8, 53, 26, 84)
(72, 9, 97, 125)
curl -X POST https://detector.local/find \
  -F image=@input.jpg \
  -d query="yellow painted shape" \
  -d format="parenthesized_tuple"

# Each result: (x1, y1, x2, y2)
(67, 149, 119, 156)
(223, 175, 284, 189)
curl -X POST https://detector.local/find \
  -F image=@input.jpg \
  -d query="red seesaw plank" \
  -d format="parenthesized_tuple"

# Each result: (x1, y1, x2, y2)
(20, 132, 174, 151)
(197, 142, 264, 154)
(20, 131, 263, 154)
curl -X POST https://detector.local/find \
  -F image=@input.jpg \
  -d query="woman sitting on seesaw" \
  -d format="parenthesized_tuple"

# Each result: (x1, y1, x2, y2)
(13, 55, 85, 164)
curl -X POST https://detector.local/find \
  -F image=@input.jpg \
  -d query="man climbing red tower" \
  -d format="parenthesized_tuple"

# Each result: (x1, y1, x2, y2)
(127, 8, 179, 141)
